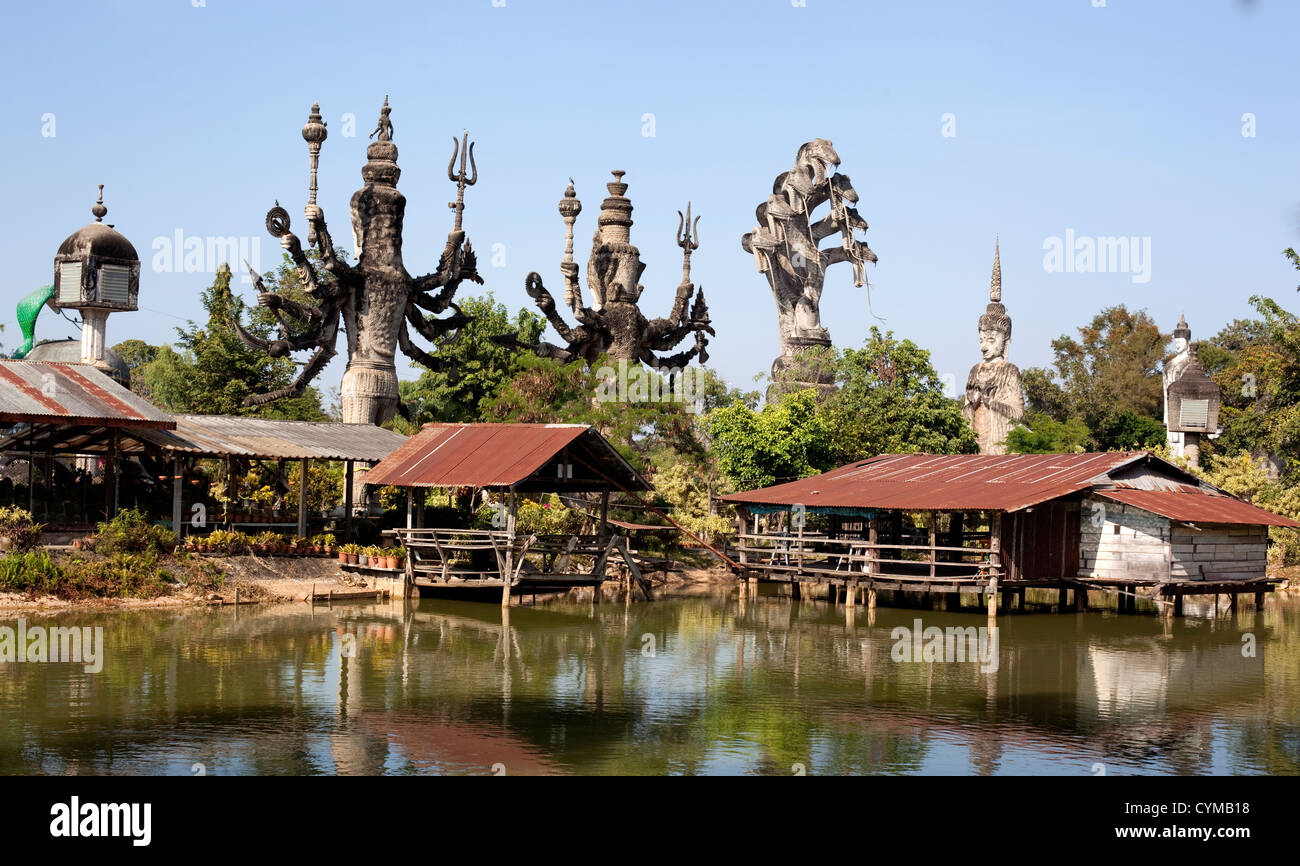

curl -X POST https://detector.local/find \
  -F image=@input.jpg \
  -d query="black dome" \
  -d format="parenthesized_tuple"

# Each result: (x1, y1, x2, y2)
(56, 221, 139, 263)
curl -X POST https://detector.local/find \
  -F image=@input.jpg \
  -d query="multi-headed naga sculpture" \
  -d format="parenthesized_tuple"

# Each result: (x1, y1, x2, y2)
(741, 139, 877, 394)
(504, 171, 713, 368)
(235, 98, 482, 425)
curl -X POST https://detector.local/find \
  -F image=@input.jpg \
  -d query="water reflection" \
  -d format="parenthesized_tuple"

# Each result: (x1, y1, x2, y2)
(1, 592, 1297, 775)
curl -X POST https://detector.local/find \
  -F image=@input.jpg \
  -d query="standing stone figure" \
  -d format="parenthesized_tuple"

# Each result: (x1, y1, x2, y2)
(233, 99, 482, 425)
(962, 238, 1024, 454)
(742, 139, 877, 400)
(1162, 314, 1220, 463)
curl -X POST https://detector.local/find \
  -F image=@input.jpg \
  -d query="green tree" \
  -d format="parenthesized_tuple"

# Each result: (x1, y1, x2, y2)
(1005, 413, 1091, 453)
(396, 293, 546, 429)
(136, 265, 327, 419)
(823, 328, 976, 462)
(706, 389, 835, 490)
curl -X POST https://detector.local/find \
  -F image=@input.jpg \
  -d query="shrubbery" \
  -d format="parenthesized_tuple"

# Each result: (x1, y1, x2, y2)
(90, 508, 177, 555)
(0, 506, 44, 552)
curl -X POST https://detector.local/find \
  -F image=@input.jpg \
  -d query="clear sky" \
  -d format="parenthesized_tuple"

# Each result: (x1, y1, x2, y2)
(2, 0, 1297, 401)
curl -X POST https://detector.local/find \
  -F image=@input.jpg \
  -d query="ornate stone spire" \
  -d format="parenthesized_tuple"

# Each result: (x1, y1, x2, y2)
(597, 170, 634, 245)
(1174, 312, 1191, 341)
(92, 184, 107, 222)
(979, 235, 1010, 337)
(989, 234, 1001, 303)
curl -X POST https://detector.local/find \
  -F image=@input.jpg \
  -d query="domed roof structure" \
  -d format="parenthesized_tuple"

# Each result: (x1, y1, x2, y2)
(56, 219, 139, 263)
(24, 339, 132, 388)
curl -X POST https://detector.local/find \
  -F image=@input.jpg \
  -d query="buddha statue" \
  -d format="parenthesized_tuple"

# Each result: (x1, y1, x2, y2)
(962, 238, 1024, 454)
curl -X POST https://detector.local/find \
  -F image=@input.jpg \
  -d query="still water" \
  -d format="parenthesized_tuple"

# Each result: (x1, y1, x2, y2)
(2, 590, 1298, 775)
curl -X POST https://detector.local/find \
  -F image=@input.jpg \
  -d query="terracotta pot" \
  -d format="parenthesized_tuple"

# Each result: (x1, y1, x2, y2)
(346, 553, 358, 565)
(338, 551, 348, 563)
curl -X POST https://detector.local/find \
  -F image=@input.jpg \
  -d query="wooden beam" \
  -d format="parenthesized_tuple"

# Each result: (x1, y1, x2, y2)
(297, 458, 309, 539)
(172, 456, 183, 538)
(344, 459, 354, 542)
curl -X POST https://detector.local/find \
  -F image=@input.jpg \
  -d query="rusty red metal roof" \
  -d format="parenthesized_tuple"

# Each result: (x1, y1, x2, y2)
(361, 423, 650, 491)
(721, 452, 1159, 513)
(1096, 488, 1300, 527)
(0, 360, 174, 429)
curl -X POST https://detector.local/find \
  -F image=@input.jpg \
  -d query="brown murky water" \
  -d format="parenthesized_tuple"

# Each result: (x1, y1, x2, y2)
(1, 589, 1296, 775)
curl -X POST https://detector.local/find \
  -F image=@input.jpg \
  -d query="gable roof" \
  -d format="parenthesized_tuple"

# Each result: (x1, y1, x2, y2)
(720, 452, 1189, 513)
(361, 423, 650, 492)
(0, 360, 174, 430)
(1095, 487, 1300, 527)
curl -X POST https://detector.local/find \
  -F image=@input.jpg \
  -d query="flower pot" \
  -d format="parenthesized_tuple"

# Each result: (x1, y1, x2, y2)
(338, 551, 348, 564)
(358, 554, 369, 567)
(346, 553, 358, 565)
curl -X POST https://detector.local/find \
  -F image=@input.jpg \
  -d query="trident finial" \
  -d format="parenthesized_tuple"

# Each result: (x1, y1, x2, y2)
(677, 202, 700, 286)
(447, 130, 477, 231)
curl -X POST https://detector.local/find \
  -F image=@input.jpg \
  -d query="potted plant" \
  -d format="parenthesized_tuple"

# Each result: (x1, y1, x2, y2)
(342, 543, 360, 565)
(392, 545, 406, 570)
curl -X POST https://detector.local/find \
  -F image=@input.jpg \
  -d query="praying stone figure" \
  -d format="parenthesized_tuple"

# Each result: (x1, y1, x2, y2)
(962, 239, 1024, 454)
(1163, 314, 1220, 463)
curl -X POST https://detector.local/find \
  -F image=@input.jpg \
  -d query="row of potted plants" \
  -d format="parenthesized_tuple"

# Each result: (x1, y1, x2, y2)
(184, 531, 339, 556)
(338, 543, 406, 570)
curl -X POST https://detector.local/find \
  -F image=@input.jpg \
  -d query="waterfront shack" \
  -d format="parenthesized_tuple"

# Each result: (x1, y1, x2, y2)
(721, 452, 1298, 615)
(362, 422, 655, 604)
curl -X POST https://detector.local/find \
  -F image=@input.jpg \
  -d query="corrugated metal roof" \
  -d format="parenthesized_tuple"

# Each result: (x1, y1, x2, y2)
(721, 452, 1152, 512)
(1096, 488, 1300, 527)
(362, 423, 651, 491)
(143, 415, 408, 462)
(0, 359, 174, 429)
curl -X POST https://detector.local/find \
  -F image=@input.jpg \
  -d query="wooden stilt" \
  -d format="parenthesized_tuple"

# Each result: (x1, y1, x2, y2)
(791, 581, 802, 601)
(867, 587, 876, 610)
(846, 581, 857, 607)
(1058, 586, 1068, 611)
(1256, 589, 1266, 610)
(1074, 586, 1088, 612)
(1173, 594, 1184, 617)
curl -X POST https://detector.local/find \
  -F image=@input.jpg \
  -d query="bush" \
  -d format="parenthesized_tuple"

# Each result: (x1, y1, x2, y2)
(92, 508, 178, 555)
(0, 506, 44, 552)
(0, 550, 61, 593)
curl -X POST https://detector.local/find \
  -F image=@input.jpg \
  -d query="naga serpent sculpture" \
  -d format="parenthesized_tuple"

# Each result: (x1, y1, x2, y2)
(235, 98, 482, 425)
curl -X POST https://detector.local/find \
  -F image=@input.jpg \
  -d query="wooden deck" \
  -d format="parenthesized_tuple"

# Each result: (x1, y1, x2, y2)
(387, 528, 654, 601)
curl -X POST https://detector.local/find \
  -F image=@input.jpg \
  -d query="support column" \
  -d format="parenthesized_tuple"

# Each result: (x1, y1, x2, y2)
(599, 485, 610, 538)
(987, 512, 1002, 620)
(297, 458, 309, 539)
(503, 487, 517, 607)
(172, 457, 183, 538)
(344, 459, 354, 542)
(1255, 589, 1266, 610)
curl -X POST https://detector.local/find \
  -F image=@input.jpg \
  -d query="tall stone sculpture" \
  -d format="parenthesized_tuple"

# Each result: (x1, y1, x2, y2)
(234, 99, 482, 425)
(1163, 314, 1220, 463)
(962, 239, 1024, 454)
(741, 139, 878, 398)
(503, 172, 714, 368)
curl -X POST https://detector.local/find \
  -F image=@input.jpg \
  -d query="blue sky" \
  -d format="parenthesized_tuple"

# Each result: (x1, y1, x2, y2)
(2, 0, 1297, 401)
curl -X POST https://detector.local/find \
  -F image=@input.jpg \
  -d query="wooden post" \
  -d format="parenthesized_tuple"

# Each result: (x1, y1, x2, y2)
(791, 581, 802, 601)
(344, 459, 354, 542)
(846, 580, 857, 607)
(502, 487, 517, 607)
(1075, 585, 1088, 611)
(405, 488, 413, 529)
(867, 586, 876, 610)
(928, 511, 937, 578)
(795, 507, 805, 576)
(1173, 593, 1184, 618)
(1058, 586, 1068, 611)
(297, 458, 309, 539)
(868, 516, 879, 578)
(171, 456, 183, 539)
(599, 485, 610, 537)
(1255, 589, 1266, 610)
(987, 577, 998, 619)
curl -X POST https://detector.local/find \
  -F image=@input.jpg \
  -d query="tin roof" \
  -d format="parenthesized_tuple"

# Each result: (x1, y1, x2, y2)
(0, 359, 174, 429)
(1096, 487, 1300, 527)
(140, 415, 409, 462)
(362, 423, 651, 492)
(721, 452, 1163, 513)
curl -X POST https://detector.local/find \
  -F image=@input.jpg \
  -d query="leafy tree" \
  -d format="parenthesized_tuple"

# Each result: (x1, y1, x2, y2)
(706, 389, 834, 490)
(136, 264, 327, 419)
(823, 328, 976, 462)
(1005, 413, 1091, 454)
(1092, 409, 1167, 451)
(1048, 305, 1168, 432)
(396, 293, 546, 429)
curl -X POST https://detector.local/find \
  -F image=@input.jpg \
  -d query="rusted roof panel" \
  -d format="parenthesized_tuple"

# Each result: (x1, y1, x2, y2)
(721, 452, 1154, 512)
(1096, 488, 1300, 527)
(362, 423, 651, 491)
(0, 360, 174, 429)
(149, 415, 408, 462)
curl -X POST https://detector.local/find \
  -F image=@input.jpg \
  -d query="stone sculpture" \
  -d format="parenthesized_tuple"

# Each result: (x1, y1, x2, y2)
(741, 139, 878, 397)
(502, 172, 713, 368)
(962, 239, 1024, 454)
(234, 99, 482, 425)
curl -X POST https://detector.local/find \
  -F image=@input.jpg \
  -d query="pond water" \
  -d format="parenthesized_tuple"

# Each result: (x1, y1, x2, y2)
(2, 589, 1297, 775)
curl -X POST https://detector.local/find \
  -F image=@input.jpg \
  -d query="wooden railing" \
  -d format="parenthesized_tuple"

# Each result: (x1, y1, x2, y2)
(735, 532, 999, 581)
